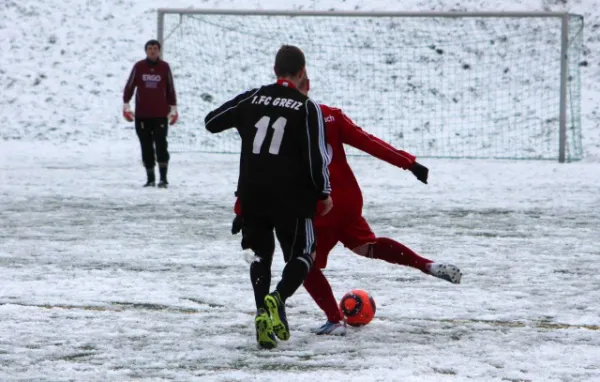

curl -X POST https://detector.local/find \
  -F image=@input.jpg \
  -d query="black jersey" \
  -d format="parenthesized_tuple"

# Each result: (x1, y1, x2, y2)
(205, 80, 331, 217)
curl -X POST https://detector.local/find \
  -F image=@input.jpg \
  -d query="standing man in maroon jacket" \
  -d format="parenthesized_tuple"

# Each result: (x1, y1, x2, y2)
(123, 39, 178, 188)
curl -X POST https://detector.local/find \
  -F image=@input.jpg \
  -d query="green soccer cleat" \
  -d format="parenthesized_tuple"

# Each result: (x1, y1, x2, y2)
(264, 292, 290, 341)
(255, 309, 277, 349)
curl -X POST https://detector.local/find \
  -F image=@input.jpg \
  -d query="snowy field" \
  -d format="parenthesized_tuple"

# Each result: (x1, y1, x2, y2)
(1, 141, 599, 381)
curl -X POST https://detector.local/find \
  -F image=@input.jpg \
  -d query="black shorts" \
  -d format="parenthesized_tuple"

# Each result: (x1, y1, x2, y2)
(135, 117, 168, 136)
(242, 213, 316, 263)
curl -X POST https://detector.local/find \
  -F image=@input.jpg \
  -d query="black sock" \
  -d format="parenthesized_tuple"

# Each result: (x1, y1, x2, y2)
(250, 258, 271, 311)
(159, 164, 168, 182)
(276, 254, 312, 302)
(146, 168, 155, 182)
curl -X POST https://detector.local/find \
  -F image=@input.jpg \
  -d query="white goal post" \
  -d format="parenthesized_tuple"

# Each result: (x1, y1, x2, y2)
(157, 9, 584, 162)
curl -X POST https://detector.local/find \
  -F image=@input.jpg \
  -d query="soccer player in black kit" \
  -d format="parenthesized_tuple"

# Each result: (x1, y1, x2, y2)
(205, 45, 333, 349)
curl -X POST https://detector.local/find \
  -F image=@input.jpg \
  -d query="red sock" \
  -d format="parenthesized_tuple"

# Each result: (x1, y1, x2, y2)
(370, 237, 432, 273)
(303, 267, 344, 323)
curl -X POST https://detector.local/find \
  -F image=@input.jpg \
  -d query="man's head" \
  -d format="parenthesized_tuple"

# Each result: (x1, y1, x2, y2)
(274, 45, 306, 87)
(145, 39, 161, 61)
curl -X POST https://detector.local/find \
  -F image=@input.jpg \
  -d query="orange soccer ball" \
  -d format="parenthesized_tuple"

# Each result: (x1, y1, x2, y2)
(340, 289, 376, 327)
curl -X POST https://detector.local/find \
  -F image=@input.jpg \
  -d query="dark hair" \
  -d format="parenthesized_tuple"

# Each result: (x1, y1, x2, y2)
(144, 39, 161, 50)
(274, 45, 305, 77)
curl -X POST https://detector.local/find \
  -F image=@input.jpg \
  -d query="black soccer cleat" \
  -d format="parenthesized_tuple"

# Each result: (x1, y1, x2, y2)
(143, 180, 156, 187)
(157, 180, 168, 189)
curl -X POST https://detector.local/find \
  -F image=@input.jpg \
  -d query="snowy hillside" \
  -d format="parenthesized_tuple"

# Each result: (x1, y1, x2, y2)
(1, 0, 598, 160)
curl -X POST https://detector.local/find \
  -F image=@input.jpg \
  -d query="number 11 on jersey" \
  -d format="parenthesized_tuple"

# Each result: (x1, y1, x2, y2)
(253, 116, 287, 155)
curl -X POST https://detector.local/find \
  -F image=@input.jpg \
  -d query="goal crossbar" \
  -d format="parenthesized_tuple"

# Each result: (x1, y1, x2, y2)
(157, 9, 572, 17)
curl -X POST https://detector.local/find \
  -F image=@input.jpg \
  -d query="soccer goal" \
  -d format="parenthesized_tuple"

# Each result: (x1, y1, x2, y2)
(157, 9, 584, 162)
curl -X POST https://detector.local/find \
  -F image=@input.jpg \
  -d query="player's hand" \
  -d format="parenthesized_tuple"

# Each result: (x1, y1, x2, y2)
(231, 215, 243, 235)
(168, 105, 178, 125)
(122, 103, 134, 122)
(318, 195, 333, 216)
(409, 161, 429, 184)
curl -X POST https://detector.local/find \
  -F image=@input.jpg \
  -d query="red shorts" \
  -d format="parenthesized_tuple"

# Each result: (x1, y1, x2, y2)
(314, 215, 377, 269)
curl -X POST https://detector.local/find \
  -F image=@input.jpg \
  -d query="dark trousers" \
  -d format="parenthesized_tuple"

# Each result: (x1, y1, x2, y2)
(135, 117, 169, 169)
(243, 212, 316, 310)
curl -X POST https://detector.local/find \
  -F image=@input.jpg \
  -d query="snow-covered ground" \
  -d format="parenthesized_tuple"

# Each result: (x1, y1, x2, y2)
(1, 141, 599, 381)
(1, 1, 599, 381)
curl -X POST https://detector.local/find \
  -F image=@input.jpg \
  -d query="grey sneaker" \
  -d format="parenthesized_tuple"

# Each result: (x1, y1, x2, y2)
(311, 320, 347, 336)
(427, 263, 462, 284)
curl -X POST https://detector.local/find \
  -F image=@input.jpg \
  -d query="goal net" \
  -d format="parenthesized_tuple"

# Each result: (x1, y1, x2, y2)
(158, 10, 584, 161)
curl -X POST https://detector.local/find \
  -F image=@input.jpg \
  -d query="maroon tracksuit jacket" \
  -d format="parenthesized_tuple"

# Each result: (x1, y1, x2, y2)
(123, 58, 177, 118)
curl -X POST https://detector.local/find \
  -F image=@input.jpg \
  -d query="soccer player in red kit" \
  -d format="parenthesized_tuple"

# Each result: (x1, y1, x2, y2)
(297, 78, 462, 335)
(123, 39, 178, 188)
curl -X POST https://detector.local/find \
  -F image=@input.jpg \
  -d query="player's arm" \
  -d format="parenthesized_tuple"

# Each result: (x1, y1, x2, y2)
(304, 99, 332, 200)
(204, 88, 259, 133)
(338, 110, 428, 183)
(165, 63, 177, 107)
(338, 110, 415, 168)
(165, 62, 178, 124)
(123, 63, 137, 104)
(122, 63, 137, 121)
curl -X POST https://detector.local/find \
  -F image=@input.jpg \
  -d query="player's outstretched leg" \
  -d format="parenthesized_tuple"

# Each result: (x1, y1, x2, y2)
(268, 217, 317, 340)
(357, 237, 462, 284)
(264, 291, 289, 341)
(426, 262, 462, 284)
(255, 308, 277, 349)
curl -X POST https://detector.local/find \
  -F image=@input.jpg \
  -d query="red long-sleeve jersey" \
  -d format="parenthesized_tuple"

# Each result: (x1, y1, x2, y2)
(314, 105, 416, 227)
(123, 58, 177, 118)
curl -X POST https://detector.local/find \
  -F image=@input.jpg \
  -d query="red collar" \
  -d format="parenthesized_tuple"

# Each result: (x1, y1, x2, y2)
(276, 79, 297, 89)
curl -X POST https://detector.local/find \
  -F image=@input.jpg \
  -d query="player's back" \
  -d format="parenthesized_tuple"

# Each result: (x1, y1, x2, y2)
(315, 104, 363, 224)
(239, 83, 316, 216)
(205, 80, 329, 218)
